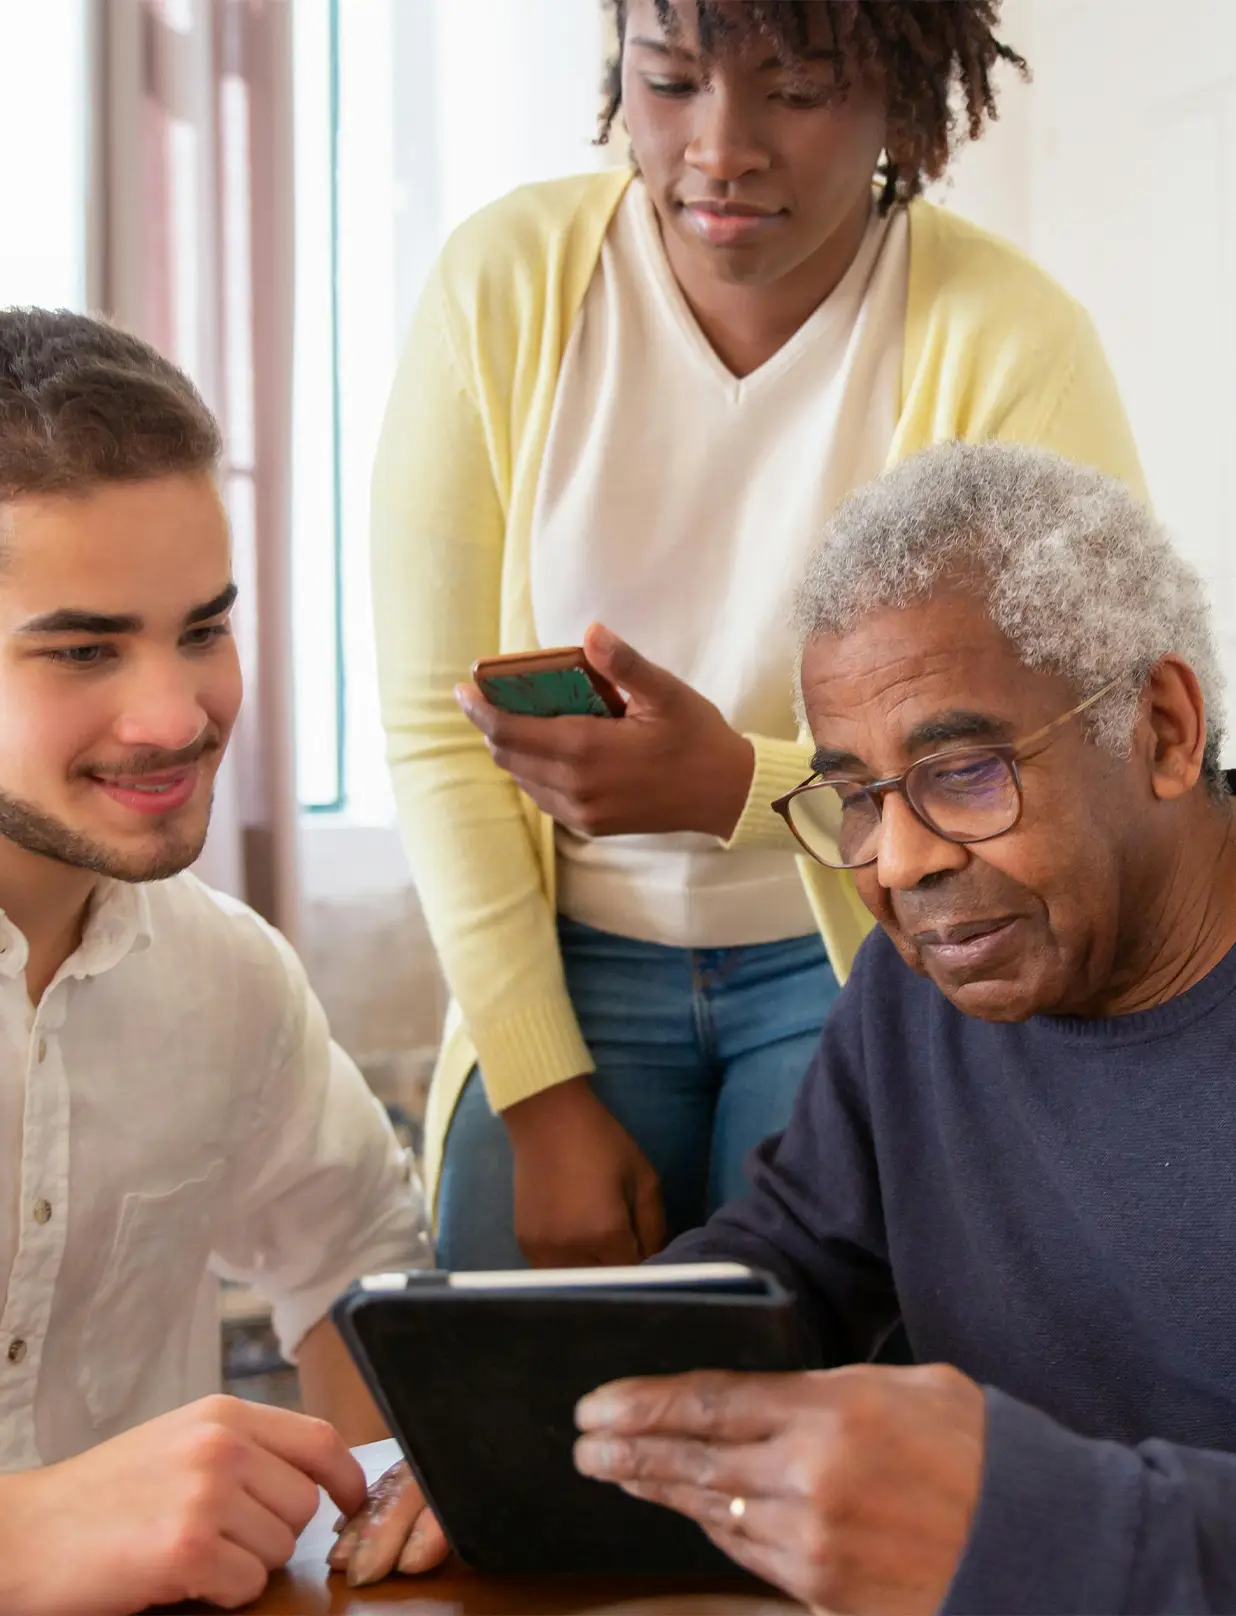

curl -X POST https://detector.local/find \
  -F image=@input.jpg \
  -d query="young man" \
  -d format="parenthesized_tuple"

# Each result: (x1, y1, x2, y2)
(0, 309, 428, 1615)
(341, 445, 1236, 1615)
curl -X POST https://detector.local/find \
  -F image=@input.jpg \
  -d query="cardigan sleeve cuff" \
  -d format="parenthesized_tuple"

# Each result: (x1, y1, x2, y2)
(722, 734, 814, 852)
(468, 996, 596, 1112)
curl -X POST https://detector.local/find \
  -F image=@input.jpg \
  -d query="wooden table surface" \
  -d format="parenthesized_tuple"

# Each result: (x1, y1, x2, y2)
(184, 1442, 803, 1616)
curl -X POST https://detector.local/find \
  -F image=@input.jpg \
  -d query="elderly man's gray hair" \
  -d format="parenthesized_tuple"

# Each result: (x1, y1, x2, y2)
(793, 442, 1228, 794)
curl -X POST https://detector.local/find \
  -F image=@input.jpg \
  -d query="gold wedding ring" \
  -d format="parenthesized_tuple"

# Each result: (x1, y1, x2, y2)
(728, 1495, 747, 1521)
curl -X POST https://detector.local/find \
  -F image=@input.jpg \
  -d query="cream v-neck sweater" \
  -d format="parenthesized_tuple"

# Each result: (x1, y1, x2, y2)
(532, 182, 908, 947)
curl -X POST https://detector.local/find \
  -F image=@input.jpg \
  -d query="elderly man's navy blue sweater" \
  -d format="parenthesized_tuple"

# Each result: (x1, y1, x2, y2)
(666, 928, 1236, 1614)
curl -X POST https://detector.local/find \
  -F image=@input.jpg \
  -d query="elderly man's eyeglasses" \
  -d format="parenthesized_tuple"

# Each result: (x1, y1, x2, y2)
(772, 678, 1123, 871)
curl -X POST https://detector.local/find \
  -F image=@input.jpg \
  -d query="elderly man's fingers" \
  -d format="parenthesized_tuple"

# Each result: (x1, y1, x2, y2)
(326, 1520, 359, 1570)
(576, 1371, 798, 1442)
(616, 1477, 780, 1539)
(700, 1522, 798, 1599)
(396, 1509, 451, 1574)
(623, 1482, 836, 1609)
(574, 1432, 782, 1501)
(328, 1460, 428, 1588)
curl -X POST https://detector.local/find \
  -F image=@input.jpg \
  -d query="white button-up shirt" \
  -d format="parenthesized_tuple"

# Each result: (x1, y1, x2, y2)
(0, 873, 428, 1472)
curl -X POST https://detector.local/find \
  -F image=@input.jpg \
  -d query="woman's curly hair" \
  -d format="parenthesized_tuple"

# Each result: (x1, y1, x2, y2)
(600, 1, 1028, 210)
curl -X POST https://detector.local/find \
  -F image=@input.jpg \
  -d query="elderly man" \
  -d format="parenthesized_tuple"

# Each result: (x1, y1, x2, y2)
(339, 443, 1236, 1614)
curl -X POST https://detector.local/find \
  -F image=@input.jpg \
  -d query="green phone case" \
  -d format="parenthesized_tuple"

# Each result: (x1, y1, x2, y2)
(479, 668, 611, 718)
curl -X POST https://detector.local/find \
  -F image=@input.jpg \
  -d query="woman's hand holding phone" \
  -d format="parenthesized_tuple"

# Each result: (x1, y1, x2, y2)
(455, 624, 755, 842)
(455, 626, 751, 1272)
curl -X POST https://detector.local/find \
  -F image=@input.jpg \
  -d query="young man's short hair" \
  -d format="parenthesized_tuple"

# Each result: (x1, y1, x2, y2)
(0, 307, 220, 503)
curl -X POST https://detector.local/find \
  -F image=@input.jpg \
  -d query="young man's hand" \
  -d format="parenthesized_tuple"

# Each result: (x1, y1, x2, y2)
(0, 1395, 366, 1615)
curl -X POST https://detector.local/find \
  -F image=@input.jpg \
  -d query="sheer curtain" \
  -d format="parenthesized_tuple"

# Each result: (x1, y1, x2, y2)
(88, 0, 300, 941)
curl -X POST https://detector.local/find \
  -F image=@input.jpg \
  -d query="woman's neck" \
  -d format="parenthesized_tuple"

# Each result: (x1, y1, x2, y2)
(657, 190, 877, 378)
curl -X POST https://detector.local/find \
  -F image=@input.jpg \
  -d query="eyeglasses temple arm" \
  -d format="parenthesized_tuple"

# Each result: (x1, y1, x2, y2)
(1013, 674, 1125, 755)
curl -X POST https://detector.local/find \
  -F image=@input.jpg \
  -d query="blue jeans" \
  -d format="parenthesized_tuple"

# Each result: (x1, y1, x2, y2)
(436, 916, 839, 1270)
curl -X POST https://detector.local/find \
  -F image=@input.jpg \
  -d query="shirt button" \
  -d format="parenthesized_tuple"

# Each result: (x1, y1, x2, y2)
(35, 1039, 46, 1064)
(7, 1339, 27, 1365)
(32, 1199, 51, 1226)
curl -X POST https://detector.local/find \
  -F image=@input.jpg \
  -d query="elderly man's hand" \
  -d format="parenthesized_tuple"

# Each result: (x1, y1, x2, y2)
(574, 1363, 985, 1616)
(329, 1459, 449, 1587)
(456, 623, 756, 843)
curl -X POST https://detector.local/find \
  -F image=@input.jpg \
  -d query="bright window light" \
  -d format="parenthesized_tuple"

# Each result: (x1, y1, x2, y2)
(0, 0, 87, 312)
(292, 0, 608, 821)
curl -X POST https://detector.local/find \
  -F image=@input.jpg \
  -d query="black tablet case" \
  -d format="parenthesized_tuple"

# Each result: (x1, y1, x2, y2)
(334, 1270, 803, 1576)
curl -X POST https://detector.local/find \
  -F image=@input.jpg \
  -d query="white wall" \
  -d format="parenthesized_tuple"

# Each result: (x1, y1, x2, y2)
(931, 0, 1035, 246)
(935, 0, 1236, 756)
(430, 0, 606, 239)
(390, 0, 608, 344)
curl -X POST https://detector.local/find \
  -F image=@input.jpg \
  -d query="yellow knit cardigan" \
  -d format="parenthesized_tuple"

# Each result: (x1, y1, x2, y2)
(371, 169, 1146, 1200)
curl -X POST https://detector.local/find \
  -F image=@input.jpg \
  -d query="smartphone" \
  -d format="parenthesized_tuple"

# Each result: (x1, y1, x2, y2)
(470, 646, 626, 718)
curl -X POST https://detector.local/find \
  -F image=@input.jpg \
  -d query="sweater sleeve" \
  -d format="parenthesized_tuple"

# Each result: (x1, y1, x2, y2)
(898, 204, 1149, 504)
(722, 733, 813, 852)
(370, 263, 593, 1112)
(998, 299, 1150, 500)
(945, 1388, 1236, 1614)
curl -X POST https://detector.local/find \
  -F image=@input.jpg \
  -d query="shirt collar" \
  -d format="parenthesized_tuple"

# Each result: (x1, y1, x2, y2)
(74, 880, 154, 976)
(0, 911, 23, 980)
(0, 879, 154, 985)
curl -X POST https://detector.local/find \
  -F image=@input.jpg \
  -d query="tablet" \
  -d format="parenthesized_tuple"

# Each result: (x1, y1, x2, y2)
(332, 1262, 803, 1576)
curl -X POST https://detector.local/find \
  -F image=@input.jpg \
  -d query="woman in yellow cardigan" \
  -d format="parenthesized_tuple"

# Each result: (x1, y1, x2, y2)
(371, 0, 1146, 1275)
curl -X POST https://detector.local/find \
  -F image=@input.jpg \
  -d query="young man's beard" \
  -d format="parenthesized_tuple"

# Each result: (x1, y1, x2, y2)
(0, 786, 210, 883)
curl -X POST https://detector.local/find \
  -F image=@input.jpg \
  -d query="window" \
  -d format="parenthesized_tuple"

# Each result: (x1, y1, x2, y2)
(0, 1, 87, 311)
(291, 0, 609, 821)
(291, 0, 350, 813)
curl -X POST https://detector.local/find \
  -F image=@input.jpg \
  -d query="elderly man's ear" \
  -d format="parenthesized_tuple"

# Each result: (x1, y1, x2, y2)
(1141, 655, 1208, 802)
